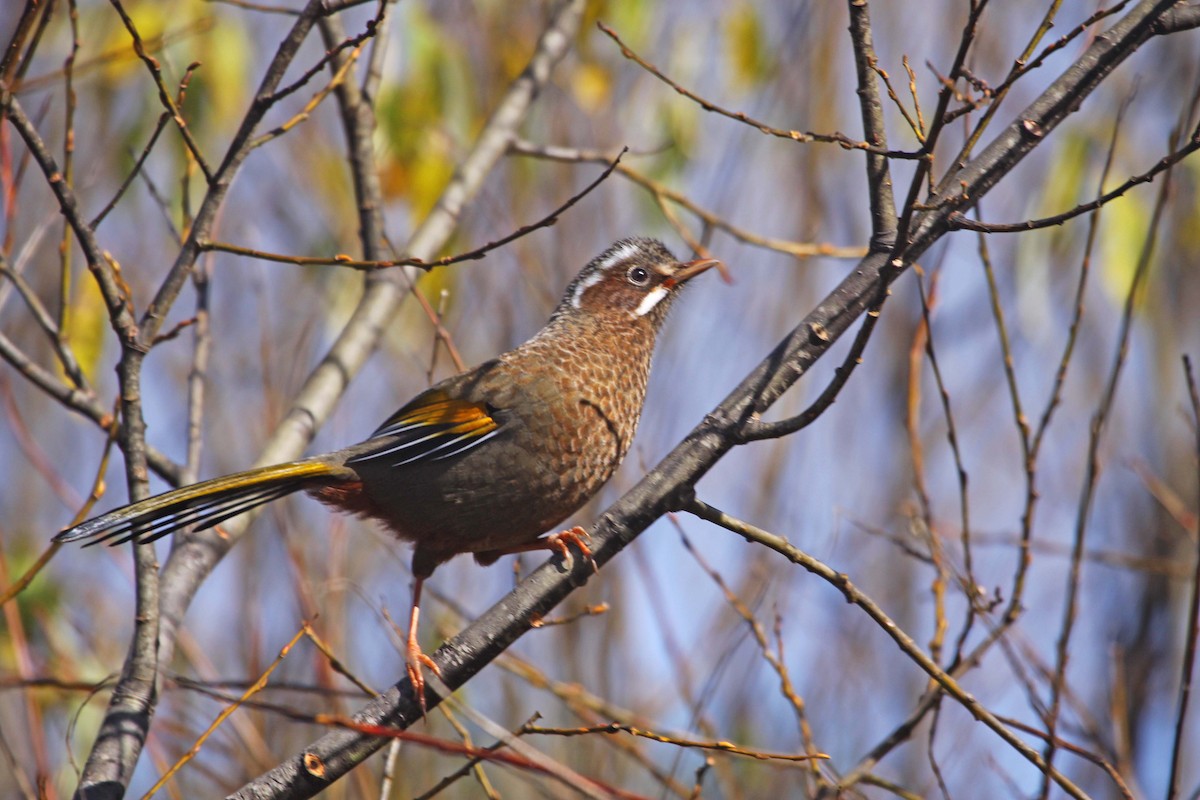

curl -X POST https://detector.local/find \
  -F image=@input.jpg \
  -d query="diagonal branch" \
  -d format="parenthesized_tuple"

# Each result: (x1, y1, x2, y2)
(224, 3, 1199, 797)
(109, 0, 214, 181)
(0, 85, 138, 346)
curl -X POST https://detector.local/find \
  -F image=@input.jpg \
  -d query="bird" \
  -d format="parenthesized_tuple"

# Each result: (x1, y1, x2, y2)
(56, 237, 718, 700)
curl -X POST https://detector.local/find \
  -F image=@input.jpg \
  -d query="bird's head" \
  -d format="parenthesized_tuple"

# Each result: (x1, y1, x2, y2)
(555, 237, 720, 330)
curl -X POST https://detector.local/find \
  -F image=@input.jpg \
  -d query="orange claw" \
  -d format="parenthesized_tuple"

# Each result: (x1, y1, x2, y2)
(546, 525, 597, 573)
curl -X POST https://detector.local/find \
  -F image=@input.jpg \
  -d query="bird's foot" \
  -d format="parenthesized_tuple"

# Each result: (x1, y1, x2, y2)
(406, 605, 442, 714)
(406, 644, 441, 711)
(546, 526, 597, 573)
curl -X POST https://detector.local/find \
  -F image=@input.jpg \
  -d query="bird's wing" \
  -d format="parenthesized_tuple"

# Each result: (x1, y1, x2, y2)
(348, 388, 502, 468)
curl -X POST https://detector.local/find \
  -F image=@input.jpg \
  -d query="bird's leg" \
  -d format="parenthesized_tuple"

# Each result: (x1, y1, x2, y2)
(406, 576, 441, 712)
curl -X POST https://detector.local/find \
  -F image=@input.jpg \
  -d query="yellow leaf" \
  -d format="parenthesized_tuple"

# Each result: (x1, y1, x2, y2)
(188, 6, 252, 129)
(375, 7, 473, 216)
(1098, 191, 1152, 306)
(726, 2, 773, 88)
(62, 276, 109, 385)
(571, 62, 612, 113)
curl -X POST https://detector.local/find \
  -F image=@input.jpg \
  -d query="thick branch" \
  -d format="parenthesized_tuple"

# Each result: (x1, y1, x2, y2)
(227, 3, 1197, 797)
(846, 0, 899, 246)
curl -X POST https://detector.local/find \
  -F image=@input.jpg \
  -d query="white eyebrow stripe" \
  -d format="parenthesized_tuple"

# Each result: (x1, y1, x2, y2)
(597, 241, 641, 272)
(571, 271, 605, 309)
(633, 285, 669, 317)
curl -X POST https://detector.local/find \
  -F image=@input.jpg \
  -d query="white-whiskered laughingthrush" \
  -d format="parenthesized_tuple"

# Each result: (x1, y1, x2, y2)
(56, 237, 719, 697)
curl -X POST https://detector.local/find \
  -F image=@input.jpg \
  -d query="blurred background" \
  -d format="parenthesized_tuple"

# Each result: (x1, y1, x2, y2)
(2, 0, 1199, 797)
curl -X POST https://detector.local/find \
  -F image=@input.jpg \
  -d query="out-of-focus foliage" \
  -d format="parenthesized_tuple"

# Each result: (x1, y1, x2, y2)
(2, 1, 1199, 798)
(726, 1, 776, 88)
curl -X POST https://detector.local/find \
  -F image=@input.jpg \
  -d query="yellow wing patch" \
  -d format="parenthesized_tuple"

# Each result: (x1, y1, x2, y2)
(392, 393, 495, 427)
(377, 390, 497, 434)
(357, 390, 501, 467)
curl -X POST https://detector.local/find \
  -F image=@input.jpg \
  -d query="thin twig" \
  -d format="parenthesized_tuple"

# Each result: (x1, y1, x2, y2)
(199, 149, 628, 271)
(109, 0, 214, 181)
(142, 626, 307, 798)
(913, 264, 977, 605)
(0, 263, 87, 389)
(948, 119, 1200, 233)
(246, 35, 368, 150)
(998, 715, 1133, 800)
(1039, 106, 1180, 800)
(1167, 355, 1200, 800)
(998, 95, 1122, 632)
(686, 498, 1089, 799)
(738, 289, 886, 441)
(526, 723, 827, 764)
(597, 21, 918, 159)
(893, 0, 989, 251)
(508, 139, 866, 261)
(943, 0, 1060, 168)
(1, 83, 139, 343)
(258, 10, 382, 109)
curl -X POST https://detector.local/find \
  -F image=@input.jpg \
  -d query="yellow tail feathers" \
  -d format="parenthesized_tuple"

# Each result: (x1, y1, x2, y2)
(55, 460, 348, 547)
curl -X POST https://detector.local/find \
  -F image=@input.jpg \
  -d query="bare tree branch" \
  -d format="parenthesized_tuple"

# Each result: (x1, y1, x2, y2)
(219, 4, 1199, 797)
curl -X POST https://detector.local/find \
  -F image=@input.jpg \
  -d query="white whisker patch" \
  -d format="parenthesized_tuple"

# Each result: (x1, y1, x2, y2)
(571, 271, 605, 309)
(597, 241, 641, 272)
(633, 285, 669, 317)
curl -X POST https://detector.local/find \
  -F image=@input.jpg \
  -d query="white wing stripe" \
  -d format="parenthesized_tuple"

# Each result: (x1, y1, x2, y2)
(350, 430, 446, 462)
(372, 419, 426, 438)
(392, 427, 501, 467)
(431, 428, 501, 461)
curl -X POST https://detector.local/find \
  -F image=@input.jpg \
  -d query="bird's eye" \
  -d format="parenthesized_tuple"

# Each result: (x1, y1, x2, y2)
(626, 266, 650, 286)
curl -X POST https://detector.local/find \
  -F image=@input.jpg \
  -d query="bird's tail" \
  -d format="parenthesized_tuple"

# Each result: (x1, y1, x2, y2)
(55, 460, 350, 547)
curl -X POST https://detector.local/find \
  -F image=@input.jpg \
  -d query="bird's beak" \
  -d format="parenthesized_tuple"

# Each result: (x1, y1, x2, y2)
(665, 257, 721, 288)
